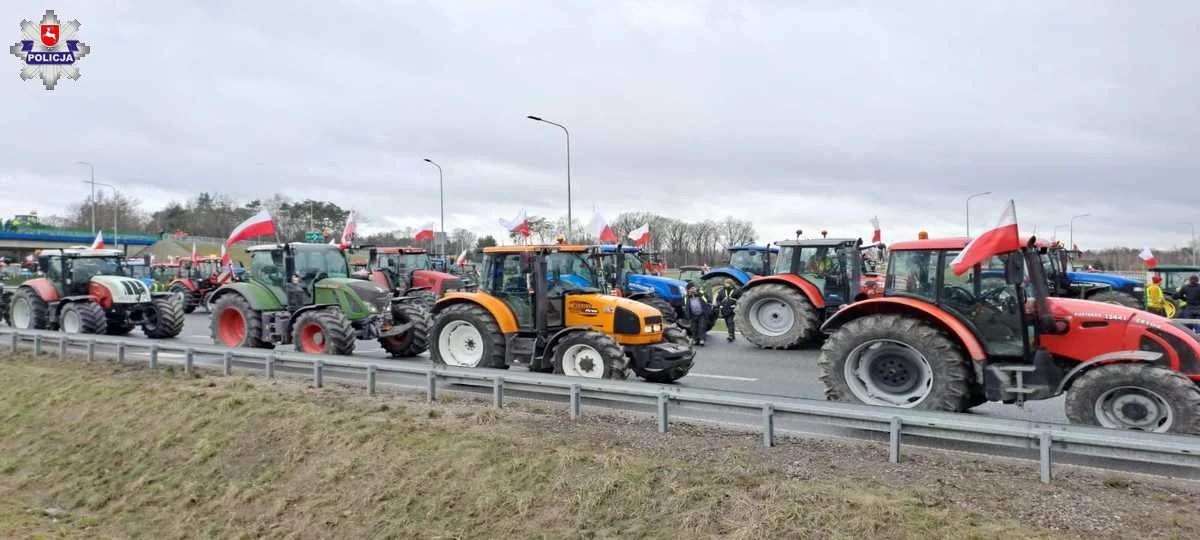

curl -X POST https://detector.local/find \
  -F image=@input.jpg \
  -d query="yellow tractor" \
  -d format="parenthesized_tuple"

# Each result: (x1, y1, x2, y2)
(429, 244, 694, 382)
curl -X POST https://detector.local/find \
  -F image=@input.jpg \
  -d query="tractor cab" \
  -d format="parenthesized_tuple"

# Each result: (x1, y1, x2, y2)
(366, 246, 465, 299)
(772, 237, 867, 307)
(678, 265, 705, 287)
(700, 244, 779, 298)
(245, 243, 352, 307)
(1034, 242, 1144, 307)
(586, 245, 688, 323)
(40, 249, 129, 297)
(1149, 265, 1200, 296)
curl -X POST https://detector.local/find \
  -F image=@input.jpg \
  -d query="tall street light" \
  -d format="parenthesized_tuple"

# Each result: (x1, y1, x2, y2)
(965, 191, 991, 237)
(1068, 213, 1090, 251)
(76, 161, 96, 233)
(82, 179, 118, 251)
(423, 158, 445, 256)
(527, 115, 572, 241)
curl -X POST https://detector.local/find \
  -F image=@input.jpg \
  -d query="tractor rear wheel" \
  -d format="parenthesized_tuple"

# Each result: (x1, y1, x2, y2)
(1064, 363, 1200, 434)
(552, 331, 628, 380)
(637, 295, 677, 324)
(170, 283, 197, 314)
(637, 327, 692, 384)
(292, 309, 356, 355)
(380, 302, 431, 358)
(736, 283, 819, 349)
(819, 314, 973, 412)
(211, 294, 271, 349)
(60, 301, 108, 335)
(1089, 290, 1141, 308)
(8, 287, 50, 330)
(701, 277, 729, 301)
(144, 295, 185, 339)
(431, 303, 506, 368)
(407, 289, 437, 312)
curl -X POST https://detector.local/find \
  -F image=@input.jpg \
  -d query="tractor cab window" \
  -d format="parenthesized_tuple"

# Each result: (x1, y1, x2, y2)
(730, 250, 764, 274)
(939, 252, 1025, 358)
(546, 253, 598, 293)
(251, 250, 286, 287)
(1161, 271, 1192, 292)
(485, 253, 535, 326)
(885, 250, 938, 302)
(292, 246, 350, 281)
(69, 256, 124, 278)
(43, 256, 63, 282)
(621, 252, 644, 276)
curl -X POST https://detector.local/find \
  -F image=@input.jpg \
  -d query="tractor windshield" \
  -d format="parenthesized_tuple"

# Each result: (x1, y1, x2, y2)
(67, 256, 125, 279)
(730, 250, 764, 274)
(293, 245, 350, 279)
(125, 264, 150, 279)
(378, 252, 429, 272)
(547, 252, 599, 291)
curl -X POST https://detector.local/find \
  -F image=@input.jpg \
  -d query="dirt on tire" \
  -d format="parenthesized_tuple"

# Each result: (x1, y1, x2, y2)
(735, 282, 819, 349)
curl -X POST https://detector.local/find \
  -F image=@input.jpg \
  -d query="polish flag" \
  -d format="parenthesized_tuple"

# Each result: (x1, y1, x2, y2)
(500, 208, 530, 238)
(89, 231, 104, 249)
(627, 223, 651, 247)
(226, 209, 275, 246)
(413, 222, 435, 242)
(339, 210, 357, 247)
(220, 244, 231, 269)
(870, 216, 881, 243)
(951, 200, 1020, 275)
(587, 213, 618, 243)
(455, 249, 470, 266)
(1139, 247, 1157, 269)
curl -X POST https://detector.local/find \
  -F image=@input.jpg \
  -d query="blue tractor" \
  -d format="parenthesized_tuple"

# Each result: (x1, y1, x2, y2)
(699, 245, 778, 298)
(589, 245, 689, 323)
(1039, 244, 1143, 307)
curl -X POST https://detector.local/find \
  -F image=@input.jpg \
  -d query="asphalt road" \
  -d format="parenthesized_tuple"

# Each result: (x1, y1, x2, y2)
(172, 313, 1069, 425)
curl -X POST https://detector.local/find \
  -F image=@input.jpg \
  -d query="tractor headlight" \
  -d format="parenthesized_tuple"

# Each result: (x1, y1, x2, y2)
(644, 322, 663, 334)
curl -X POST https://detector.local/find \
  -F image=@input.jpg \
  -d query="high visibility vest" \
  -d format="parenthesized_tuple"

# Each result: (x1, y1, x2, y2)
(1146, 284, 1165, 308)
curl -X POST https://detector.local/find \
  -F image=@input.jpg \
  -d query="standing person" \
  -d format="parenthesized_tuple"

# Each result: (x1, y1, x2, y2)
(1176, 275, 1200, 319)
(712, 278, 738, 342)
(682, 283, 712, 346)
(1145, 275, 1167, 316)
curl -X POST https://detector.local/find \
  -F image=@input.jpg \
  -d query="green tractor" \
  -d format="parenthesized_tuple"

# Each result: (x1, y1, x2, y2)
(208, 243, 429, 357)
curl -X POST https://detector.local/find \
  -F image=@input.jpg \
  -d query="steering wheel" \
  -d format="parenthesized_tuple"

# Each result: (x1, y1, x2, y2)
(943, 286, 975, 305)
(977, 286, 1018, 314)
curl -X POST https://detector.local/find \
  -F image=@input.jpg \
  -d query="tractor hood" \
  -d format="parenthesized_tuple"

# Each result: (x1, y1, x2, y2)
(91, 275, 152, 304)
(1042, 297, 1200, 373)
(1066, 271, 1142, 290)
(628, 274, 687, 300)
(313, 277, 393, 313)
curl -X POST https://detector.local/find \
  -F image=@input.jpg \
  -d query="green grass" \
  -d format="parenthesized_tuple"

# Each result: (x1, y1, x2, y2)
(0, 357, 1055, 539)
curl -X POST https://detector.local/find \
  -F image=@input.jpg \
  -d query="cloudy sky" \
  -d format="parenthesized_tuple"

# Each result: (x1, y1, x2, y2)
(3, 1, 1198, 249)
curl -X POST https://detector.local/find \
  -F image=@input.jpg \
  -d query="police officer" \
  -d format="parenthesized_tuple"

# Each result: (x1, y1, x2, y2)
(1176, 275, 1200, 319)
(712, 278, 738, 342)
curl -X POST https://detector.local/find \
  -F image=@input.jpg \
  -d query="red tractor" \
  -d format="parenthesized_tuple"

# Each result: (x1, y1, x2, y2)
(363, 246, 470, 310)
(167, 255, 232, 313)
(819, 236, 1200, 434)
(735, 238, 884, 349)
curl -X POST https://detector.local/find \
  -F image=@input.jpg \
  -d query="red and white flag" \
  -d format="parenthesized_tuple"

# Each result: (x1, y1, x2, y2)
(951, 200, 1020, 275)
(870, 216, 881, 243)
(627, 223, 650, 247)
(586, 213, 618, 244)
(1139, 247, 1157, 269)
(413, 222, 435, 242)
(500, 208, 530, 238)
(89, 231, 104, 249)
(339, 210, 357, 247)
(226, 209, 275, 246)
(455, 249, 469, 266)
(191, 242, 199, 264)
(219, 244, 231, 269)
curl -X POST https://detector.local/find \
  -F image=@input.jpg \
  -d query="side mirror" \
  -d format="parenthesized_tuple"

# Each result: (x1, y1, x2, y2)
(1005, 254, 1024, 285)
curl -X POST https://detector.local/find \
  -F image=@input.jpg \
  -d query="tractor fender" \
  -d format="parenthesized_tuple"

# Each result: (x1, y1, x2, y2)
(209, 282, 285, 312)
(20, 279, 59, 302)
(1055, 350, 1163, 394)
(701, 268, 751, 286)
(820, 297, 988, 362)
(433, 292, 519, 334)
(741, 274, 826, 309)
(169, 279, 198, 292)
(544, 325, 594, 357)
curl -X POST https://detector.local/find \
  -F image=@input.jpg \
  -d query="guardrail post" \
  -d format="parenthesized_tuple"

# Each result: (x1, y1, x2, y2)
(313, 360, 323, 388)
(9, 332, 17, 353)
(425, 371, 437, 402)
(33, 335, 42, 356)
(657, 393, 669, 433)
(184, 348, 194, 375)
(492, 376, 504, 408)
(117, 342, 126, 363)
(149, 344, 158, 369)
(1039, 431, 1053, 484)
(761, 403, 775, 447)
(222, 352, 232, 376)
(57, 335, 67, 359)
(367, 365, 377, 395)
(888, 417, 903, 464)
(569, 384, 581, 420)
(86, 340, 96, 362)
(266, 353, 276, 380)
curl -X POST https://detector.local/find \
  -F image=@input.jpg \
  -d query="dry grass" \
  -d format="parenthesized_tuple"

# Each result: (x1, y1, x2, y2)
(0, 355, 1177, 539)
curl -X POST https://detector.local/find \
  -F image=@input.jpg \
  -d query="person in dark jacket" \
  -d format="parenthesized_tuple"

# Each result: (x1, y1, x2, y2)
(1176, 275, 1200, 319)
(681, 283, 712, 346)
(712, 278, 738, 342)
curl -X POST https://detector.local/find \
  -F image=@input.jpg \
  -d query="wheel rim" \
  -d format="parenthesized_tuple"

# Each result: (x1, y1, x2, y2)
(298, 322, 325, 353)
(61, 308, 81, 333)
(749, 296, 794, 337)
(1093, 386, 1174, 432)
(11, 297, 31, 328)
(560, 343, 606, 378)
(438, 320, 484, 367)
(843, 339, 934, 407)
(217, 308, 246, 346)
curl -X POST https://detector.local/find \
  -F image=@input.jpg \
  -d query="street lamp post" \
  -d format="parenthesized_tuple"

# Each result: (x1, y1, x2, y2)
(527, 115, 572, 242)
(965, 191, 991, 237)
(1068, 213, 1090, 251)
(82, 180, 118, 251)
(423, 158, 445, 257)
(76, 161, 96, 233)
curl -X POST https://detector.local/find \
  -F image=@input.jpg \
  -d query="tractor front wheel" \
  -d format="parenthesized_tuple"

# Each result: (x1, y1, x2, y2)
(431, 303, 506, 368)
(637, 295, 678, 324)
(1065, 364, 1200, 434)
(637, 327, 692, 384)
(552, 331, 628, 380)
(211, 294, 270, 348)
(59, 301, 108, 335)
(292, 309, 356, 355)
(819, 314, 973, 412)
(380, 302, 431, 358)
(170, 283, 197, 314)
(736, 283, 819, 349)
(8, 287, 50, 330)
(407, 289, 437, 312)
(143, 295, 185, 339)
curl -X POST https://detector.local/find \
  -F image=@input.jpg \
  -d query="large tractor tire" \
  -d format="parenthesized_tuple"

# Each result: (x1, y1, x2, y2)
(59, 301, 108, 335)
(430, 303, 506, 369)
(211, 294, 271, 349)
(637, 326, 692, 384)
(1064, 364, 1200, 434)
(292, 309, 356, 355)
(144, 295, 185, 339)
(380, 302, 431, 358)
(701, 276, 731, 301)
(552, 331, 628, 380)
(8, 287, 50, 330)
(636, 295, 678, 324)
(169, 283, 197, 314)
(819, 314, 973, 412)
(735, 283, 819, 349)
(1089, 290, 1141, 308)
(407, 289, 437, 312)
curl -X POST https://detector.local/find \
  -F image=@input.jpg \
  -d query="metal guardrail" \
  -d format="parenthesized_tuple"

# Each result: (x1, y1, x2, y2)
(1, 327, 1197, 484)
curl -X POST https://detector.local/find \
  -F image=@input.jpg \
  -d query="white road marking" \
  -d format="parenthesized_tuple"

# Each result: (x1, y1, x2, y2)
(687, 373, 757, 382)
